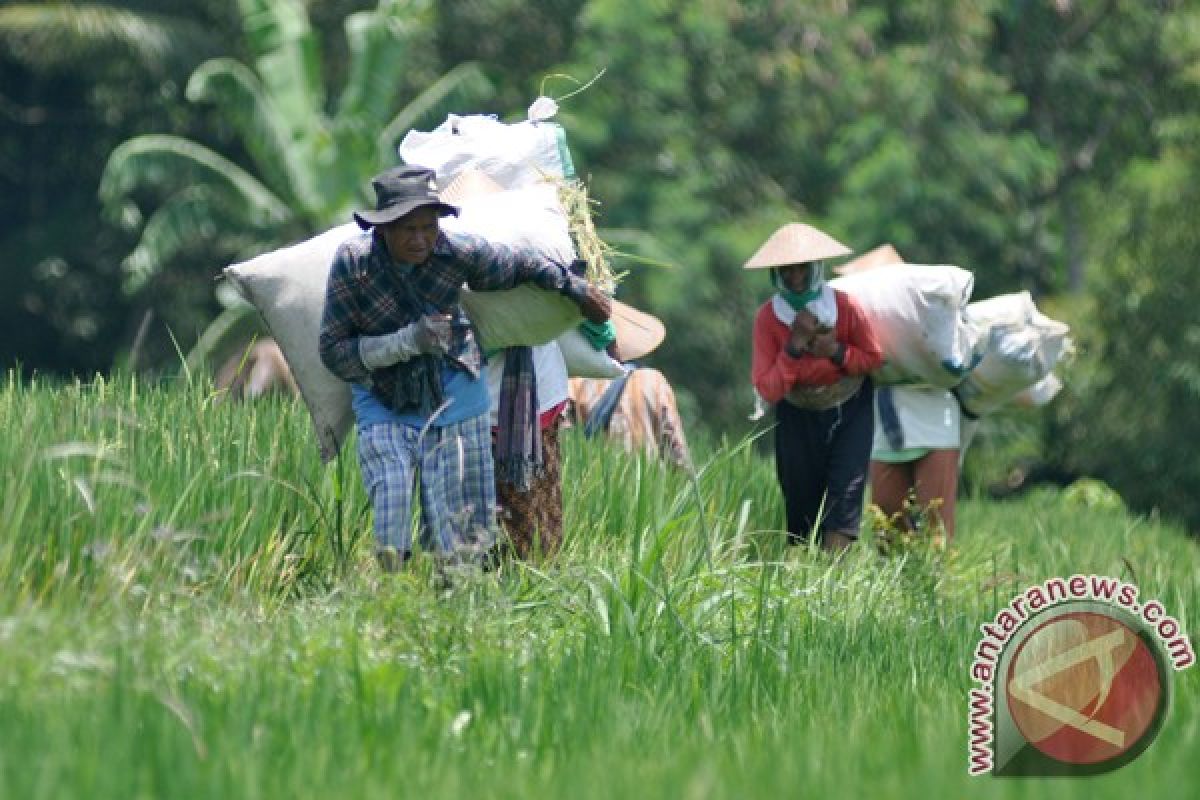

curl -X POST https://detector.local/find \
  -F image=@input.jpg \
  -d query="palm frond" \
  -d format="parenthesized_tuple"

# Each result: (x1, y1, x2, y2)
(0, 2, 217, 73)
(336, 1, 418, 130)
(186, 58, 322, 214)
(377, 62, 495, 164)
(235, 0, 323, 139)
(122, 184, 293, 292)
(99, 134, 291, 232)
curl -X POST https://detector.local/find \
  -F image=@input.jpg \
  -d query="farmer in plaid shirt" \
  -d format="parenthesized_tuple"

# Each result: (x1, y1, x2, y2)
(319, 165, 610, 571)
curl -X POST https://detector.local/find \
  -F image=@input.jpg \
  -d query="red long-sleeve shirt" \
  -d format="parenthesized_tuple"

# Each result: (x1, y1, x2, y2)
(751, 290, 884, 405)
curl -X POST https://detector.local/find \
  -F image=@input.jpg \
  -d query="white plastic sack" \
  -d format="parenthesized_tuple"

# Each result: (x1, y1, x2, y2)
(957, 295, 1072, 415)
(1012, 373, 1064, 408)
(399, 111, 574, 190)
(557, 328, 625, 379)
(963, 290, 1037, 329)
(224, 224, 359, 461)
(965, 290, 1072, 368)
(443, 183, 583, 350)
(462, 286, 581, 352)
(954, 323, 1051, 416)
(830, 264, 982, 388)
(444, 183, 574, 261)
(1030, 309, 1072, 368)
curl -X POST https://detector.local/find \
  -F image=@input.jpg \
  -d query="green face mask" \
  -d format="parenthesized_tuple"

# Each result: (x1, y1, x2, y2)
(771, 261, 825, 310)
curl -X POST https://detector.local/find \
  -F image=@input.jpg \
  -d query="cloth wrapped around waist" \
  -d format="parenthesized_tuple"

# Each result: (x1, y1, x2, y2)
(784, 374, 865, 411)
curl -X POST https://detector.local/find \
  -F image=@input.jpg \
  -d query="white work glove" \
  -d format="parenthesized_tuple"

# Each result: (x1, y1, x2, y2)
(358, 315, 452, 370)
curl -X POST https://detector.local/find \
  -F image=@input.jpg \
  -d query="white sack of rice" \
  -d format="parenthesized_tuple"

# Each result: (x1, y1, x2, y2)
(965, 290, 1072, 368)
(955, 294, 1072, 415)
(830, 264, 983, 388)
(399, 112, 574, 191)
(963, 290, 1037, 328)
(1012, 373, 1064, 408)
(442, 183, 584, 351)
(556, 328, 625, 379)
(224, 224, 359, 461)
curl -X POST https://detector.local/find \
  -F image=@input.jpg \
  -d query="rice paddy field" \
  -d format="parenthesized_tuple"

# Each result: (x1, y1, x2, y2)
(0, 372, 1196, 798)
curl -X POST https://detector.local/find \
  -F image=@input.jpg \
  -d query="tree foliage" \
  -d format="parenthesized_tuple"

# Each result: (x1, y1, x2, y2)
(0, 1, 235, 374)
(100, 0, 492, 290)
(95, 0, 493, 366)
(1049, 4, 1200, 529)
(0, 1, 223, 74)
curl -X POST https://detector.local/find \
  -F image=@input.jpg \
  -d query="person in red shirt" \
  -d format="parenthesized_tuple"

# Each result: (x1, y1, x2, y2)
(748, 223, 884, 553)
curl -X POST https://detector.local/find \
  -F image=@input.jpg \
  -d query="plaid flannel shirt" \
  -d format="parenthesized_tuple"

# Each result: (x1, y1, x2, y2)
(319, 229, 588, 411)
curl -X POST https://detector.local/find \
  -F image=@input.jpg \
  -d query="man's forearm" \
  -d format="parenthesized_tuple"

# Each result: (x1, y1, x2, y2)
(319, 332, 370, 382)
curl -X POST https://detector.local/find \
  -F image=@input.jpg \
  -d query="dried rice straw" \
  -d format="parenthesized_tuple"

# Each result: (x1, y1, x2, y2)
(555, 176, 620, 294)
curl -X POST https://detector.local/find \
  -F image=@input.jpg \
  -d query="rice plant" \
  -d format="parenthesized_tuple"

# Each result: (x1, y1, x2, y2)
(0, 372, 1195, 798)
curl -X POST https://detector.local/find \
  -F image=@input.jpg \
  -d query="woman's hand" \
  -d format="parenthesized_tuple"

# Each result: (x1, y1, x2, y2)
(787, 309, 819, 355)
(808, 330, 840, 359)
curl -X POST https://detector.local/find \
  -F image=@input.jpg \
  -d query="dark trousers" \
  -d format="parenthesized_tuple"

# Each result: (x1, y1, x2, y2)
(774, 381, 875, 543)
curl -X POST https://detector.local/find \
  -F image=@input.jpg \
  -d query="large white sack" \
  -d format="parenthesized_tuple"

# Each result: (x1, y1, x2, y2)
(1030, 309, 1072, 368)
(443, 183, 583, 350)
(964, 289, 1073, 369)
(956, 295, 1072, 415)
(556, 328, 625, 379)
(954, 323, 1051, 417)
(399, 113, 574, 190)
(444, 183, 574, 260)
(830, 264, 982, 388)
(964, 290, 1037, 328)
(1012, 373, 1064, 408)
(224, 224, 359, 461)
(462, 285, 581, 352)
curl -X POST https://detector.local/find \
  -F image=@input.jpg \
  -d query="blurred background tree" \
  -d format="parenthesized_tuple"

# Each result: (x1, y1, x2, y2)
(1043, 3, 1200, 528)
(0, 0, 232, 374)
(98, 0, 493, 370)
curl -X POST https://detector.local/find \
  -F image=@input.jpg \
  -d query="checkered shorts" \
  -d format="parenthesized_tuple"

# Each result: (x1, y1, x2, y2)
(356, 413, 497, 555)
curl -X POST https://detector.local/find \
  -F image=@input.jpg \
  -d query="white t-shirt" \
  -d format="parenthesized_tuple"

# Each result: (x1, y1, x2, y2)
(486, 342, 569, 426)
(872, 385, 960, 454)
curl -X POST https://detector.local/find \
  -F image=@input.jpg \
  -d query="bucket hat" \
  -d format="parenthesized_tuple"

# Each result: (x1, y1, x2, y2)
(353, 165, 459, 230)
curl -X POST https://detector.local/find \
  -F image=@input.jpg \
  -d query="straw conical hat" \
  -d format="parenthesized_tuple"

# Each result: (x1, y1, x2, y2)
(834, 243, 904, 275)
(743, 223, 852, 270)
(611, 300, 666, 362)
(439, 167, 505, 206)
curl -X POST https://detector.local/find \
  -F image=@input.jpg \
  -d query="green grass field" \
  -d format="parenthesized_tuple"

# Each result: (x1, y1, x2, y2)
(1, 373, 1196, 798)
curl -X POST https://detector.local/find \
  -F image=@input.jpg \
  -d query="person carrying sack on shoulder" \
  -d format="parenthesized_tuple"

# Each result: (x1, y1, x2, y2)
(318, 165, 610, 572)
(747, 223, 883, 553)
(834, 246, 961, 549)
